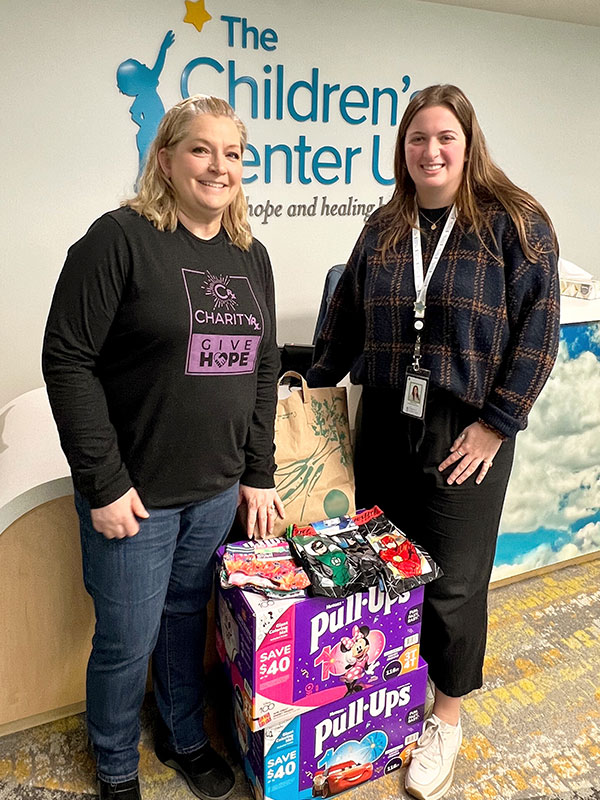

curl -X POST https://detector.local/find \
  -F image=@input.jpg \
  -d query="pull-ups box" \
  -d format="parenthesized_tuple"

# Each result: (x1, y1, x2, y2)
(215, 579, 424, 731)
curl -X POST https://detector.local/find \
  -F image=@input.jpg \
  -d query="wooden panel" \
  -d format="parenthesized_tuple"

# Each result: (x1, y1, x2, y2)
(0, 494, 221, 730)
(0, 495, 93, 727)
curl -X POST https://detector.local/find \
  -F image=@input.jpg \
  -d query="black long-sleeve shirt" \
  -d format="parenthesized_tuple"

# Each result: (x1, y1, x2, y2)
(308, 203, 560, 438)
(42, 207, 280, 508)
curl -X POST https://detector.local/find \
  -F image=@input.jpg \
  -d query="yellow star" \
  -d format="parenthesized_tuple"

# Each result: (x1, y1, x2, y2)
(184, 0, 212, 32)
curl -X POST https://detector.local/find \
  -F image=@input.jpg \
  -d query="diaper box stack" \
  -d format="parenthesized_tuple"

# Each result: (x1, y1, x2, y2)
(215, 550, 428, 799)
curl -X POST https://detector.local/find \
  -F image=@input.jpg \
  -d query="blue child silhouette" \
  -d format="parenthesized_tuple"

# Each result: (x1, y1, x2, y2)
(117, 30, 175, 179)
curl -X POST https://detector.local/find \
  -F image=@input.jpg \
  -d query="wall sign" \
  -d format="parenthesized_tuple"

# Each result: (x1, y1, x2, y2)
(116, 1, 418, 223)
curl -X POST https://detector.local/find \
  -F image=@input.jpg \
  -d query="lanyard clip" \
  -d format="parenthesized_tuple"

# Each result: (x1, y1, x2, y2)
(412, 334, 422, 371)
(414, 299, 426, 319)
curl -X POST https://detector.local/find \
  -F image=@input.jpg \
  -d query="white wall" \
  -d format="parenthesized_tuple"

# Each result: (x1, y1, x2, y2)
(2, 0, 599, 407)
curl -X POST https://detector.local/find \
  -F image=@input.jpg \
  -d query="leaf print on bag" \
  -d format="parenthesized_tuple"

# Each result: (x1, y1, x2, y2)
(275, 388, 353, 525)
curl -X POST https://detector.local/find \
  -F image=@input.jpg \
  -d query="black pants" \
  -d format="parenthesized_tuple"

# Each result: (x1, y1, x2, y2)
(354, 386, 515, 697)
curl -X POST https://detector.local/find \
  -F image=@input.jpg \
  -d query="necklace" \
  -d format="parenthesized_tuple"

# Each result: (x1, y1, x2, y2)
(419, 206, 451, 231)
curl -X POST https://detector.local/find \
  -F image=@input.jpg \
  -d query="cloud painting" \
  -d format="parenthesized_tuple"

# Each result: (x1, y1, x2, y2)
(492, 322, 600, 582)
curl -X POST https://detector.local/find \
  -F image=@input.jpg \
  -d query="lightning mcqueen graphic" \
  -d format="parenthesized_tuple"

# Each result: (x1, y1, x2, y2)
(312, 760, 374, 797)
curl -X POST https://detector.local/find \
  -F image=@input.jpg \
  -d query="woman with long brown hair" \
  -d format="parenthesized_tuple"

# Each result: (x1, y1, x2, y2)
(308, 84, 559, 800)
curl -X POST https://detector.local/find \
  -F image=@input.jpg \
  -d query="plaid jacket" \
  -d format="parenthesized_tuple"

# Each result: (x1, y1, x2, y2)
(308, 203, 560, 439)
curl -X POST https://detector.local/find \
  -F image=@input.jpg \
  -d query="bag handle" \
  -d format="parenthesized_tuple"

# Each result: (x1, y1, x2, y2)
(278, 370, 311, 404)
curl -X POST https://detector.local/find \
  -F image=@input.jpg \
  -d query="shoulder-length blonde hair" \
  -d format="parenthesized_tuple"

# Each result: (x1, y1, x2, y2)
(377, 84, 557, 261)
(124, 95, 252, 250)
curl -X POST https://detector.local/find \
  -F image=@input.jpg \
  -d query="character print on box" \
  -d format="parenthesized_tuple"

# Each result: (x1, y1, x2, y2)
(217, 592, 239, 664)
(312, 730, 387, 797)
(302, 679, 424, 795)
(182, 268, 263, 375)
(313, 624, 386, 695)
(339, 625, 384, 696)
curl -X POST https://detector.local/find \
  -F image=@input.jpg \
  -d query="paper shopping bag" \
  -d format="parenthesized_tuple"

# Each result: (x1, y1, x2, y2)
(272, 371, 355, 535)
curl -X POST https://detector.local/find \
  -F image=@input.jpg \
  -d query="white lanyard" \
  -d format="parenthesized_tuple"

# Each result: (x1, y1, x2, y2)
(411, 204, 457, 324)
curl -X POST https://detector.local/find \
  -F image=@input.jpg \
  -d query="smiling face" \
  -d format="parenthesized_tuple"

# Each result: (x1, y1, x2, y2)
(158, 113, 243, 237)
(352, 635, 369, 659)
(404, 105, 467, 208)
(311, 540, 328, 556)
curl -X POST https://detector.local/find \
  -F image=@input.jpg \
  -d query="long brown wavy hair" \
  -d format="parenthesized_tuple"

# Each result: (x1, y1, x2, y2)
(377, 84, 557, 262)
(124, 95, 252, 250)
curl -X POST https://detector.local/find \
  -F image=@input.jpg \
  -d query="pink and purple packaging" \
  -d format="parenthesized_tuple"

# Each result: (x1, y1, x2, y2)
(236, 657, 428, 800)
(215, 578, 424, 731)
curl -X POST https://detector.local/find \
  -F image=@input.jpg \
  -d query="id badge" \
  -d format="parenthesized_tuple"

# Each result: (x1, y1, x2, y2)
(401, 366, 430, 419)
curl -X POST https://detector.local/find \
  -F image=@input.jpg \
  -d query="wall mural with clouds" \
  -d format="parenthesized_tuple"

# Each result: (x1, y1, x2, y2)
(493, 321, 600, 582)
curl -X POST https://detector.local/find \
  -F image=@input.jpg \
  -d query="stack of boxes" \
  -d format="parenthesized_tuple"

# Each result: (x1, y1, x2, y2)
(215, 559, 428, 800)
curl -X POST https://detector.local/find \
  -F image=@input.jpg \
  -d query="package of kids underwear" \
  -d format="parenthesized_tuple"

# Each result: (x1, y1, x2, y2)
(354, 507, 442, 598)
(287, 515, 382, 598)
(288, 508, 441, 598)
(220, 538, 311, 598)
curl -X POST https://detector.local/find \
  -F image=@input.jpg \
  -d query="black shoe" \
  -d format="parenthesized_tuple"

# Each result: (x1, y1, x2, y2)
(155, 741, 235, 800)
(97, 776, 142, 800)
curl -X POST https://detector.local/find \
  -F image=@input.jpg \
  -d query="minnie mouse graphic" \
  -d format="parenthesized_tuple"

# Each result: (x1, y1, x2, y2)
(340, 625, 376, 695)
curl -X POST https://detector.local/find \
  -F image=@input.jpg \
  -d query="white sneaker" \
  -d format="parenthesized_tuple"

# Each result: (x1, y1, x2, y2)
(405, 714, 462, 800)
(424, 675, 435, 719)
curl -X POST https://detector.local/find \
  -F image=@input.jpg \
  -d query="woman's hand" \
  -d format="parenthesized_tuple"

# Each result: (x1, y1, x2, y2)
(238, 485, 285, 539)
(90, 488, 149, 539)
(438, 421, 503, 485)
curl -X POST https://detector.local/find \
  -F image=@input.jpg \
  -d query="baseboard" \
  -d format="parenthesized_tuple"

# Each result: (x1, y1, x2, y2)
(0, 701, 86, 738)
(490, 550, 600, 589)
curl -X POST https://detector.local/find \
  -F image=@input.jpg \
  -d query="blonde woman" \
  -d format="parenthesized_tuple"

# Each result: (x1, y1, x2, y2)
(43, 95, 283, 800)
(308, 84, 559, 800)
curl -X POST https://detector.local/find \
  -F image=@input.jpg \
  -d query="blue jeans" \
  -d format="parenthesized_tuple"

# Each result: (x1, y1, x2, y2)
(75, 483, 238, 783)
